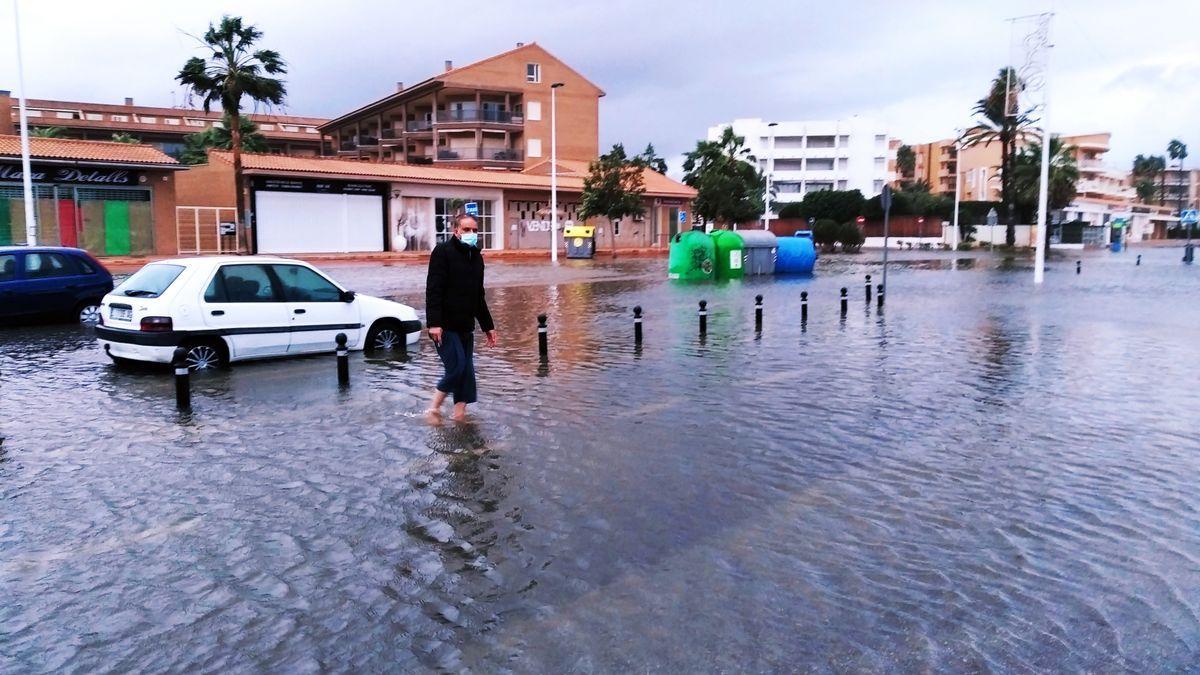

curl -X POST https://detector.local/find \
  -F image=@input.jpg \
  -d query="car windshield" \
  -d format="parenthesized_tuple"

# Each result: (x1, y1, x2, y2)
(113, 264, 185, 298)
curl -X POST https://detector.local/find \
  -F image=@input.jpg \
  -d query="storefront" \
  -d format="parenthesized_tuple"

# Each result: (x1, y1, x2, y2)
(250, 176, 388, 254)
(0, 135, 181, 256)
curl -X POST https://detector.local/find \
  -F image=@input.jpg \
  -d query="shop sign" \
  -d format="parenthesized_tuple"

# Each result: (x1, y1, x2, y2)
(519, 219, 574, 232)
(0, 163, 140, 185)
(252, 176, 386, 196)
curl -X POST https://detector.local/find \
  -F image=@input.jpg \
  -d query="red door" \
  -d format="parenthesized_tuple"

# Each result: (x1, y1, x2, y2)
(57, 199, 78, 248)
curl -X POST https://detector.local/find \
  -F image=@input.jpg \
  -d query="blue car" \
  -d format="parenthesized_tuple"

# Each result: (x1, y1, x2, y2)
(0, 246, 114, 325)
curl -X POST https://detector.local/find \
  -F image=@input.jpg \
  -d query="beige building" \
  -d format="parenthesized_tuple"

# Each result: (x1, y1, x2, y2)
(318, 42, 602, 171)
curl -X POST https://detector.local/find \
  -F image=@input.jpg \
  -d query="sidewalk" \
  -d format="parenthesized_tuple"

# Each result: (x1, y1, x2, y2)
(97, 246, 670, 273)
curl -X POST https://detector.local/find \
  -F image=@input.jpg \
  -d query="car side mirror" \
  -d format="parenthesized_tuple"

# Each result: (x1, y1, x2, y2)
(341, 290, 356, 303)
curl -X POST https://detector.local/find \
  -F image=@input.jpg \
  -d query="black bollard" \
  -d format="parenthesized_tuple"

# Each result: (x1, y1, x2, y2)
(633, 305, 643, 345)
(1136, 254, 1142, 266)
(537, 314, 549, 358)
(840, 287, 848, 315)
(335, 332, 350, 387)
(173, 347, 191, 411)
(877, 283, 884, 309)
(800, 291, 808, 323)
(754, 294, 763, 332)
(865, 274, 872, 303)
(698, 300, 708, 336)
(1076, 260, 1082, 275)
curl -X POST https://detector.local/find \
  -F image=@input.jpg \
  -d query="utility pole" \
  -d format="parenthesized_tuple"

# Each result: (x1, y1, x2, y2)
(12, 0, 38, 246)
(550, 82, 564, 263)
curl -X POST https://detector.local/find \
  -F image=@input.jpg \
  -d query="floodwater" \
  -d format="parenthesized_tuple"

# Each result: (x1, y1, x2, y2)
(2, 247, 1199, 672)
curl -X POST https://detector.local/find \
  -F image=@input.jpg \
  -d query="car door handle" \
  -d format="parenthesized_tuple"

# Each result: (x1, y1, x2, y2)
(293, 309, 306, 314)
(210, 310, 225, 316)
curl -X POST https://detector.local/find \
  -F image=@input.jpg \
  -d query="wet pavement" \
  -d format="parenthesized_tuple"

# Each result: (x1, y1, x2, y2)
(2, 246, 1199, 672)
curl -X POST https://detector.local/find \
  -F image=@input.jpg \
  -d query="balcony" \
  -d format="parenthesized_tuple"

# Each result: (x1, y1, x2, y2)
(357, 135, 379, 148)
(406, 119, 434, 133)
(435, 146, 523, 164)
(435, 109, 523, 126)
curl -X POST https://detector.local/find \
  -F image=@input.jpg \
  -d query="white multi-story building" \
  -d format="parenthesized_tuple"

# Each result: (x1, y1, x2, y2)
(706, 117, 897, 218)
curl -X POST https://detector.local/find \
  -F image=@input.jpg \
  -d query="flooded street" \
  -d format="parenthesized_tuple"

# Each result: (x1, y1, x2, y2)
(2, 247, 1199, 672)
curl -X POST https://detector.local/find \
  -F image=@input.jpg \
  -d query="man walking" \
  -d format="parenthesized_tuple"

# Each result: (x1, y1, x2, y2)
(426, 214, 497, 421)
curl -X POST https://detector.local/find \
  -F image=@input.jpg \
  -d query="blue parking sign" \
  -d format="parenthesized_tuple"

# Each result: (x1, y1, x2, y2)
(465, 201, 479, 216)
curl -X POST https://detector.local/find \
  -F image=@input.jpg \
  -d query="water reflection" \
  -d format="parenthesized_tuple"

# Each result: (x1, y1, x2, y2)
(2, 249, 1200, 671)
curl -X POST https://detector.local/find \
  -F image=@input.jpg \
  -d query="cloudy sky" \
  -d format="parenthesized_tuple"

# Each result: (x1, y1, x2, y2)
(4, 0, 1198, 172)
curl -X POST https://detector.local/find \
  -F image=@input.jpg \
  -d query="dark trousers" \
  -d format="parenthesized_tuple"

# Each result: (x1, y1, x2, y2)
(436, 330, 477, 404)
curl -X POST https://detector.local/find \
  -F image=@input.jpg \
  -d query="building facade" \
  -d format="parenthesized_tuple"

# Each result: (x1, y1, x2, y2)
(0, 91, 327, 160)
(707, 117, 898, 213)
(0, 135, 182, 255)
(318, 43, 603, 171)
(174, 151, 693, 255)
(1158, 168, 1199, 212)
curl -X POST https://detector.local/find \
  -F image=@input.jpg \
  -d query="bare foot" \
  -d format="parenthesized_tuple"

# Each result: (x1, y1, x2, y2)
(451, 404, 468, 422)
(424, 408, 443, 424)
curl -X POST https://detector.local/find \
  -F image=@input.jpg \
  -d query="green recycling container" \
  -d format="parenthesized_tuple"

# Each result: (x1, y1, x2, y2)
(667, 228, 715, 280)
(710, 230, 745, 280)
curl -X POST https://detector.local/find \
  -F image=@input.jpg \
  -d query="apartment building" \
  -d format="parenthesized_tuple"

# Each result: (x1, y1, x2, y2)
(318, 43, 602, 170)
(1157, 168, 1199, 211)
(707, 118, 896, 211)
(0, 91, 327, 160)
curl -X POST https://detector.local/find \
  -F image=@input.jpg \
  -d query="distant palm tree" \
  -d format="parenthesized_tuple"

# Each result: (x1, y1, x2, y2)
(1013, 136, 1078, 251)
(961, 67, 1032, 246)
(30, 126, 67, 138)
(1132, 154, 1166, 204)
(180, 114, 269, 165)
(176, 15, 286, 229)
(110, 132, 141, 144)
(896, 144, 916, 183)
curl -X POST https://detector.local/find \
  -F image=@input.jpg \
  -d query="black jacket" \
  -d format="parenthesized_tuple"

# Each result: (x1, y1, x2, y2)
(426, 237, 495, 332)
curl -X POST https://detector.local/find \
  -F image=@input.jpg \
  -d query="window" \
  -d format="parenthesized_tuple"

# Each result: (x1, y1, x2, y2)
(527, 138, 542, 158)
(434, 198, 496, 249)
(24, 252, 80, 279)
(526, 101, 541, 121)
(773, 159, 803, 171)
(776, 181, 802, 193)
(527, 63, 541, 83)
(875, 134, 887, 146)
(212, 265, 279, 303)
(838, 135, 849, 147)
(806, 182, 834, 193)
(55, 111, 76, 119)
(774, 136, 804, 150)
(111, 114, 128, 122)
(0, 255, 16, 282)
(837, 158, 849, 171)
(114, 264, 185, 298)
(305, 127, 319, 134)
(837, 180, 848, 190)
(85, 113, 103, 121)
(272, 265, 343, 302)
(185, 119, 206, 127)
(874, 157, 886, 170)
(614, 220, 621, 236)
(140, 116, 157, 124)
(807, 135, 836, 148)
(807, 158, 835, 171)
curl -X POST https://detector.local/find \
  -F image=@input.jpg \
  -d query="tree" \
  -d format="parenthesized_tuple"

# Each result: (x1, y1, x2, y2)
(1011, 135, 1079, 250)
(177, 15, 286, 229)
(795, 189, 865, 224)
(110, 132, 141, 144)
(179, 114, 269, 165)
(578, 143, 646, 257)
(896, 144, 916, 183)
(634, 143, 668, 174)
(1132, 154, 1166, 204)
(811, 219, 840, 251)
(681, 127, 766, 226)
(30, 126, 66, 138)
(962, 67, 1032, 246)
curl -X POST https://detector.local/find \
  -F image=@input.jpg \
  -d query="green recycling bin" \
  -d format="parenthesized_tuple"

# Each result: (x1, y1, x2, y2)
(710, 230, 745, 280)
(564, 225, 595, 259)
(667, 228, 715, 280)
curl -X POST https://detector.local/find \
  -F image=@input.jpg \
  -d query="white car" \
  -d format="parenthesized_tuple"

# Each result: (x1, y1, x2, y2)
(95, 256, 421, 370)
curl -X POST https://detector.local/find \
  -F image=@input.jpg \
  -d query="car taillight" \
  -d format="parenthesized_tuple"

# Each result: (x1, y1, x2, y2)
(140, 316, 173, 332)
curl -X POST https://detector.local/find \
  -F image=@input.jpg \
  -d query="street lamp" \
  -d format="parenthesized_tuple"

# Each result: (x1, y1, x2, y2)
(763, 122, 777, 230)
(550, 82, 564, 263)
(951, 132, 963, 250)
(12, 0, 37, 246)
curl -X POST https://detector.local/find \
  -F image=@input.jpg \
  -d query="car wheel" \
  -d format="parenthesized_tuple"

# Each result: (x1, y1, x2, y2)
(77, 301, 102, 325)
(366, 320, 406, 352)
(180, 340, 227, 372)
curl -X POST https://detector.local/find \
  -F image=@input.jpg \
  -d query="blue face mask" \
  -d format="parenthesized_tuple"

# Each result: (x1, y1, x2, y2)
(459, 232, 479, 248)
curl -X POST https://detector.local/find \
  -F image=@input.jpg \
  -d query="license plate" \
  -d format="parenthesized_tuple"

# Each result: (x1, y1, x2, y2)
(110, 306, 132, 321)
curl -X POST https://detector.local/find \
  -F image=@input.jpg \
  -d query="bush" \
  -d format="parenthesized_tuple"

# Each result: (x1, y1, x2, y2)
(837, 221, 865, 253)
(812, 218, 840, 250)
(956, 241, 975, 251)
(777, 202, 804, 219)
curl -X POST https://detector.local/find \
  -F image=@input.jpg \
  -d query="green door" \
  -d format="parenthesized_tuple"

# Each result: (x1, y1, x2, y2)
(103, 201, 131, 256)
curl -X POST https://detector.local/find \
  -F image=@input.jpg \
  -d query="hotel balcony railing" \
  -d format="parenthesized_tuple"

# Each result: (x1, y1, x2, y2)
(338, 141, 357, 152)
(406, 120, 434, 133)
(381, 128, 401, 140)
(357, 135, 379, 147)
(435, 146, 524, 162)
(435, 109, 523, 124)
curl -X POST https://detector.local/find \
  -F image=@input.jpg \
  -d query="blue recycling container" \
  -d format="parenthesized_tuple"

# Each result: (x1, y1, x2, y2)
(776, 231, 817, 274)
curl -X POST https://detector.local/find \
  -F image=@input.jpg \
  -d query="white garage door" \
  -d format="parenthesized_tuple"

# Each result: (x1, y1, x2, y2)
(255, 191, 384, 254)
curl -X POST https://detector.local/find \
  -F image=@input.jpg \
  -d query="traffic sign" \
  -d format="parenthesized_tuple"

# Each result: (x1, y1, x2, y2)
(464, 201, 479, 216)
(881, 184, 893, 211)
(1181, 209, 1198, 225)
(679, 210, 687, 224)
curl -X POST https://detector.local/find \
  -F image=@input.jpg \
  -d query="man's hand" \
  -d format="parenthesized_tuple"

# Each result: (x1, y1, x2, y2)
(429, 326, 442, 345)
(485, 330, 498, 348)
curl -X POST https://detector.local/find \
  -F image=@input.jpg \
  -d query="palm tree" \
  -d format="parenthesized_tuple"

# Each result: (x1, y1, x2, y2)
(180, 114, 269, 165)
(1132, 154, 1166, 204)
(110, 132, 141, 144)
(30, 126, 67, 138)
(896, 144, 916, 184)
(961, 67, 1032, 246)
(1012, 136, 1078, 251)
(176, 15, 286, 231)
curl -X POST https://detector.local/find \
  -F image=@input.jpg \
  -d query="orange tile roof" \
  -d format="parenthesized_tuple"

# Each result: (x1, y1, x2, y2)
(0, 135, 181, 166)
(210, 151, 696, 198)
(524, 158, 696, 198)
